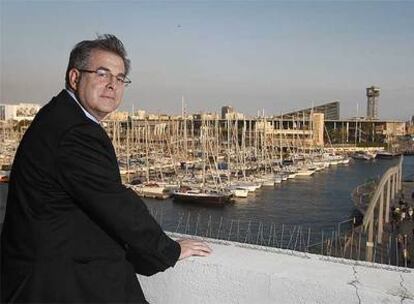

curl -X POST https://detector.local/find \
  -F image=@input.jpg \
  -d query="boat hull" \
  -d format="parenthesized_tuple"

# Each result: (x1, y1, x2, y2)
(376, 152, 401, 159)
(172, 192, 231, 205)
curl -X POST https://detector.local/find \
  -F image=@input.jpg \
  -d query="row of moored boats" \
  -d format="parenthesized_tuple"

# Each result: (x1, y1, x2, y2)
(125, 153, 352, 206)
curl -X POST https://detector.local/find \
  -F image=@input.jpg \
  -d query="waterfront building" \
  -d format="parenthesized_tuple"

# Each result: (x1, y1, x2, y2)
(0, 101, 407, 150)
(131, 110, 146, 120)
(105, 110, 129, 121)
(273, 101, 340, 120)
(312, 113, 325, 147)
(221, 105, 234, 119)
(221, 105, 244, 120)
(269, 97, 404, 146)
(224, 111, 245, 120)
(0, 103, 40, 121)
(407, 119, 414, 135)
(324, 119, 406, 145)
(194, 112, 220, 120)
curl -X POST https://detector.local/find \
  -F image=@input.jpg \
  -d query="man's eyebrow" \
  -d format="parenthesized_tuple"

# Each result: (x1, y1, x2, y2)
(96, 66, 126, 77)
(96, 66, 110, 72)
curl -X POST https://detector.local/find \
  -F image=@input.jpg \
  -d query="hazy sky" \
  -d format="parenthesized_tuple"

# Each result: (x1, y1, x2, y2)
(1, 1, 413, 120)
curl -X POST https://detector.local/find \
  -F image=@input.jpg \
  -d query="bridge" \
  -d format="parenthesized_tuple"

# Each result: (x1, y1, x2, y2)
(362, 157, 403, 262)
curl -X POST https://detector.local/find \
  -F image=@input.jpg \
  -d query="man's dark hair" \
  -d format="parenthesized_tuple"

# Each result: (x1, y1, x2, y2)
(65, 34, 130, 89)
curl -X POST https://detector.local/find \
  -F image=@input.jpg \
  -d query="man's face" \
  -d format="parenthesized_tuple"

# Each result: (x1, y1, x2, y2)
(70, 49, 126, 121)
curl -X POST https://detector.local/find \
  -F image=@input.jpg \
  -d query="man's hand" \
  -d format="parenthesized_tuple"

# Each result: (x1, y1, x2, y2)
(178, 239, 212, 260)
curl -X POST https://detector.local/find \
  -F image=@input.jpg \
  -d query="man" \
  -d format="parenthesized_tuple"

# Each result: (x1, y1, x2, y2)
(1, 34, 211, 303)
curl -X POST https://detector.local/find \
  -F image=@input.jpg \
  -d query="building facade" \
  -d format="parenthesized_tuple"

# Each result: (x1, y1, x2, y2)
(0, 103, 40, 121)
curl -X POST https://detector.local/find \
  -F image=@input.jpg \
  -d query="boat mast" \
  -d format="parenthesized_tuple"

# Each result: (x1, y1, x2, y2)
(227, 116, 231, 181)
(145, 119, 150, 183)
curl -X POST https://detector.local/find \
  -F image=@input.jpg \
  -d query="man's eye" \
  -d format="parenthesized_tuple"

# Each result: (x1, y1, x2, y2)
(97, 70, 108, 78)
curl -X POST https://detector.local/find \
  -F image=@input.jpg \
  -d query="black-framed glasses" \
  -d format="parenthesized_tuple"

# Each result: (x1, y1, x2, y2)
(79, 68, 132, 87)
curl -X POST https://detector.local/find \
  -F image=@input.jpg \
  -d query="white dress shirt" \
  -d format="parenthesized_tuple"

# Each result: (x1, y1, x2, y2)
(65, 89, 100, 125)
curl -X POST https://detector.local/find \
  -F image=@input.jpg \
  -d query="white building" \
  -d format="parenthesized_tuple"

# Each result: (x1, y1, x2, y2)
(0, 103, 40, 121)
(225, 111, 245, 120)
(131, 110, 146, 120)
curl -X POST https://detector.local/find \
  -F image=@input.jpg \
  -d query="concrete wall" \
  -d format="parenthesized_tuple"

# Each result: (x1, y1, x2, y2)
(139, 233, 414, 304)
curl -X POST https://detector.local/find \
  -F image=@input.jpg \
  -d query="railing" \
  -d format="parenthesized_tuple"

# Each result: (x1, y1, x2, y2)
(149, 204, 409, 268)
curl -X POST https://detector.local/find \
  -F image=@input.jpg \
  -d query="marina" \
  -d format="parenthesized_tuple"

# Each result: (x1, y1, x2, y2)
(1, 112, 413, 267)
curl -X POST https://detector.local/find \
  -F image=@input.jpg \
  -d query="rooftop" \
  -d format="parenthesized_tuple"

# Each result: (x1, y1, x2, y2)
(140, 233, 414, 304)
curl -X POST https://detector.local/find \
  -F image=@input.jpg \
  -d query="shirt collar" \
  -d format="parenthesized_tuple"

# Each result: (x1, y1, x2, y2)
(65, 89, 100, 125)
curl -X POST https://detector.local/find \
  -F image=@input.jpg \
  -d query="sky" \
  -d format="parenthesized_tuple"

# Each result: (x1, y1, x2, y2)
(1, 1, 413, 120)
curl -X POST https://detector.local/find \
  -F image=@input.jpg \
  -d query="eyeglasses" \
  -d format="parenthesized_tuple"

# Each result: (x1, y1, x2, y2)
(78, 68, 132, 87)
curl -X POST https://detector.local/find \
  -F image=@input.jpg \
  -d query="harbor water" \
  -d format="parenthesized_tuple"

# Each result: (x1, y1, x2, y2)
(144, 157, 412, 237)
(1, 156, 414, 239)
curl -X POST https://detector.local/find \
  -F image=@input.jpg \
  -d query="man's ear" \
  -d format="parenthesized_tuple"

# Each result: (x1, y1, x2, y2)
(68, 68, 80, 91)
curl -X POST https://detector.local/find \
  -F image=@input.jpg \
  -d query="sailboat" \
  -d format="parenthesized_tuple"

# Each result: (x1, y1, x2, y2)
(351, 150, 377, 160)
(172, 118, 233, 205)
(172, 186, 232, 205)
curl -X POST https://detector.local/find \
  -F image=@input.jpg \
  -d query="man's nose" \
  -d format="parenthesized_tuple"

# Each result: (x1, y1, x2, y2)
(106, 75, 118, 89)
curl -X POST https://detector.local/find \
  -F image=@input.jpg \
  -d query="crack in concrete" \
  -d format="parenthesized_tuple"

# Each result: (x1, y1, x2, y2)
(399, 273, 411, 304)
(348, 266, 362, 304)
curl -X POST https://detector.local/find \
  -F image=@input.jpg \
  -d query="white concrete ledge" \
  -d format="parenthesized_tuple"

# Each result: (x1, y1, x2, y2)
(139, 233, 414, 304)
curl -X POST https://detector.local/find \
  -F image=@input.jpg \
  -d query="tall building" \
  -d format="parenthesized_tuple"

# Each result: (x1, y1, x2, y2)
(221, 105, 234, 119)
(0, 105, 5, 121)
(366, 86, 380, 120)
(312, 113, 325, 146)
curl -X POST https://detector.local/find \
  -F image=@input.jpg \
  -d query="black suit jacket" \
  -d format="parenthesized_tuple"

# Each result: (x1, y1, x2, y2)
(0, 90, 180, 303)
